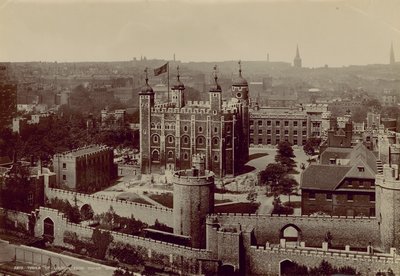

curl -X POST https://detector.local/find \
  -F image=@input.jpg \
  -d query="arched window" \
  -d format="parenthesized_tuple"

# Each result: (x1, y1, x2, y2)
(167, 151, 174, 159)
(182, 135, 190, 145)
(197, 137, 204, 145)
(214, 127, 218, 133)
(198, 126, 203, 133)
(167, 135, 174, 144)
(183, 153, 189, 160)
(183, 125, 188, 132)
(152, 135, 159, 143)
(152, 150, 160, 161)
(151, 123, 155, 129)
(213, 137, 219, 145)
(214, 155, 218, 161)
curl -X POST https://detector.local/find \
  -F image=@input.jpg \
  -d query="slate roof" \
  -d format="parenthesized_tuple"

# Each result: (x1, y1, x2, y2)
(301, 143, 377, 191)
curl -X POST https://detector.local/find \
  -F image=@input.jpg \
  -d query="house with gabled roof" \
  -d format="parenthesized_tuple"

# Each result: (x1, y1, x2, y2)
(301, 143, 378, 216)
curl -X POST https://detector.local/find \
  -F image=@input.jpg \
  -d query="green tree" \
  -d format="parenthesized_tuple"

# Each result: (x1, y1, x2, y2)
(303, 138, 321, 158)
(1, 163, 31, 212)
(279, 177, 298, 203)
(260, 163, 287, 186)
(91, 228, 114, 260)
(275, 141, 296, 171)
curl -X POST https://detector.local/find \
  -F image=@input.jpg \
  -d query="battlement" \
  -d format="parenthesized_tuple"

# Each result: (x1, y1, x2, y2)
(46, 188, 173, 213)
(209, 213, 377, 221)
(186, 100, 210, 107)
(151, 107, 211, 115)
(54, 145, 111, 159)
(250, 244, 399, 262)
(173, 169, 214, 186)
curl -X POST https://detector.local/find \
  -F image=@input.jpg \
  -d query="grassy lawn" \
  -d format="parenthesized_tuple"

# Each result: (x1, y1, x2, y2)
(214, 202, 260, 214)
(148, 193, 173, 208)
(116, 192, 152, 205)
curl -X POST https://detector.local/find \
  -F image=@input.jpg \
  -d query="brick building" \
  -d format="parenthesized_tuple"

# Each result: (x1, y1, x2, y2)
(249, 104, 330, 146)
(301, 143, 377, 216)
(53, 145, 117, 193)
(139, 65, 249, 177)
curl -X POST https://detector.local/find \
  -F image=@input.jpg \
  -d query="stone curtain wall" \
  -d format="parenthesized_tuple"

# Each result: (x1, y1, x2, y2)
(34, 207, 214, 274)
(248, 245, 400, 275)
(46, 188, 173, 226)
(0, 207, 30, 232)
(211, 213, 380, 248)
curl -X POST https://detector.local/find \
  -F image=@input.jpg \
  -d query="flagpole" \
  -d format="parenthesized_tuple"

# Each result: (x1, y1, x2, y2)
(167, 62, 170, 103)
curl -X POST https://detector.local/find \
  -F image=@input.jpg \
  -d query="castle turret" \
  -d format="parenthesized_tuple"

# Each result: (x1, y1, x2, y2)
(375, 164, 400, 251)
(293, 44, 302, 68)
(209, 65, 222, 113)
(171, 66, 185, 108)
(232, 60, 250, 169)
(139, 68, 154, 174)
(173, 154, 214, 248)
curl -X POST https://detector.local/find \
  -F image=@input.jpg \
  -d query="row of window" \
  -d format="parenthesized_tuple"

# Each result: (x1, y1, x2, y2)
(151, 150, 219, 162)
(308, 192, 375, 202)
(151, 124, 232, 133)
(152, 135, 228, 146)
(250, 120, 307, 127)
(250, 129, 307, 135)
(250, 138, 306, 145)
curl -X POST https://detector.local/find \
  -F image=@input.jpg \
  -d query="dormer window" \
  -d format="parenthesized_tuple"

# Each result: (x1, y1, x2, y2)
(357, 166, 365, 172)
(329, 158, 336, 164)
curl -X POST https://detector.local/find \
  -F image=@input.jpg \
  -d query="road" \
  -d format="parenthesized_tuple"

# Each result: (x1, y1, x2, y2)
(0, 240, 119, 276)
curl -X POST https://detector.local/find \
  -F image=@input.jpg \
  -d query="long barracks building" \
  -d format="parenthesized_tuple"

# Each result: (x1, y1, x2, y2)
(139, 65, 250, 178)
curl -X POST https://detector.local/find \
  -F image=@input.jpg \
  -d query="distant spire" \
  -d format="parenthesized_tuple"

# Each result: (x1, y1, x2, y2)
(177, 65, 180, 81)
(238, 60, 242, 77)
(294, 44, 302, 68)
(390, 41, 395, 65)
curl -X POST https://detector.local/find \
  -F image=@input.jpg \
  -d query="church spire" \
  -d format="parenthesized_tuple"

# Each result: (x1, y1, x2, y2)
(293, 44, 302, 68)
(390, 42, 396, 65)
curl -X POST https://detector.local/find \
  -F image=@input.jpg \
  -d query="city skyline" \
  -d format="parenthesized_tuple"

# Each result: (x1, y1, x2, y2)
(0, 0, 399, 67)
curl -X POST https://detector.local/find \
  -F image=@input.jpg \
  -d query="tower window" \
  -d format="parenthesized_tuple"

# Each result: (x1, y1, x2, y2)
(197, 137, 204, 145)
(214, 127, 218, 133)
(183, 126, 188, 132)
(62, 163, 66, 169)
(153, 135, 159, 143)
(214, 155, 218, 161)
(183, 153, 189, 160)
(213, 138, 219, 145)
(267, 121, 271, 126)
(168, 151, 173, 159)
(198, 126, 203, 133)
(284, 121, 289, 126)
(258, 129, 263, 134)
(168, 136, 174, 143)
(275, 121, 280, 126)
(294, 121, 298, 127)
(152, 150, 160, 161)
(258, 120, 263, 126)
(63, 175, 66, 181)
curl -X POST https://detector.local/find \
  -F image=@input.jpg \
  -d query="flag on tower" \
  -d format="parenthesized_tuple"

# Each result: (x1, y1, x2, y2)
(154, 62, 168, 76)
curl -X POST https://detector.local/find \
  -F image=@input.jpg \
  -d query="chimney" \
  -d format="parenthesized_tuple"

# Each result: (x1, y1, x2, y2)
(192, 154, 205, 176)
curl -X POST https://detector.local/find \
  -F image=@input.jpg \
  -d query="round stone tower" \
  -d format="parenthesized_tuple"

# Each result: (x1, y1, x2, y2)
(173, 154, 214, 248)
(375, 164, 400, 252)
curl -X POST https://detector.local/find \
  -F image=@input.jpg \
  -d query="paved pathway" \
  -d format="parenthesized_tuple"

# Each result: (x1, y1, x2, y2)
(0, 240, 119, 276)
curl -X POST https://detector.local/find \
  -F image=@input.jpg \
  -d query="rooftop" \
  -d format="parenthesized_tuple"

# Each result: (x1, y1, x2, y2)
(57, 145, 109, 157)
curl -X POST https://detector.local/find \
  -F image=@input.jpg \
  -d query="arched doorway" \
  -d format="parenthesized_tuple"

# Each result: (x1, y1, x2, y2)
(218, 264, 237, 276)
(280, 224, 301, 247)
(280, 259, 299, 276)
(43, 217, 54, 242)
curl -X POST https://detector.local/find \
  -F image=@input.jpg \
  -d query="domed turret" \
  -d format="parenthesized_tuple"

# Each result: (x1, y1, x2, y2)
(232, 61, 248, 87)
(173, 66, 185, 91)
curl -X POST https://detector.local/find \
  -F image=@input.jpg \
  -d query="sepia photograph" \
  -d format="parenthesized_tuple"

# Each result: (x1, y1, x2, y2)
(0, 0, 399, 275)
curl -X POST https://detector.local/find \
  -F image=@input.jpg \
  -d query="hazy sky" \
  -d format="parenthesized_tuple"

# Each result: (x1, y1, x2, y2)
(0, 0, 399, 67)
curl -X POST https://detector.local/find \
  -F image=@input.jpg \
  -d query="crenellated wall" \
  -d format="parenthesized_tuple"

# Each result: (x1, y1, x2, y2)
(248, 244, 400, 275)
(209, 213, 380, 249)
(46, 188, 173, 226)
(34, 207, 214, 273)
